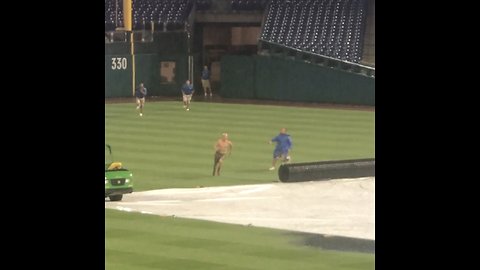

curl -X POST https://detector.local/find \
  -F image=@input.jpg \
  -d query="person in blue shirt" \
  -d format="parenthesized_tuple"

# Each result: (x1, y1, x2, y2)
(201, 65, 212, 97)
(181, 80, 195, 111)
(268, 127, 292, 170)
(135, 83, 147, 116)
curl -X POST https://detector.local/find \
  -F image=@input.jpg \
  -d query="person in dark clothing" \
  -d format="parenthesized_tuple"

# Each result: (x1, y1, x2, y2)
(135, 83, 147, 116)
(201, 65, 212, 97)
(181, 80, 195, 111)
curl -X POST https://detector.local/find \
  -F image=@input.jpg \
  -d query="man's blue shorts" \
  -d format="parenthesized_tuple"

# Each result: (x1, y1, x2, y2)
(273, 150, 288, 159)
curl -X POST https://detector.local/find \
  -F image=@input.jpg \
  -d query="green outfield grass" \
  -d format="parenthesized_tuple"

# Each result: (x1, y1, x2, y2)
(106, 209, 374, 270)
(105, 101, 375, 191)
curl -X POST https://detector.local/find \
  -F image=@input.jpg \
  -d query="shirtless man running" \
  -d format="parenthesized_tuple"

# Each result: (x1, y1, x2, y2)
(213, 133, 233, 176)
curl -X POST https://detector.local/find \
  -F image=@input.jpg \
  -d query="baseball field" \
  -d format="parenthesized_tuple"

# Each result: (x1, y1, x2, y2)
(105, 98, 375, 269)
(105, 99, 375, 190)
(106, 209, 374, 270)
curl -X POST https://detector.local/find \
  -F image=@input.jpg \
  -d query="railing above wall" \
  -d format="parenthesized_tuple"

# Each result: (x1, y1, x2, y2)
(105, 26, 190, 44)
(258, 39, 375, 78)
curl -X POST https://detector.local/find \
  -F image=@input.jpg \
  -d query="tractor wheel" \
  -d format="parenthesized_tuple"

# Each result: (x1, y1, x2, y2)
(109, 194, 123, 201)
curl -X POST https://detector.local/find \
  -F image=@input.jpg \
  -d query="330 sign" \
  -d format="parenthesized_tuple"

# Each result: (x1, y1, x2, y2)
(111, 57, 128, 70)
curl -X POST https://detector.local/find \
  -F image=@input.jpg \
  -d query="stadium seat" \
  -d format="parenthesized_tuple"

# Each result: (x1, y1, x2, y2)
(259, 0, 368, 63)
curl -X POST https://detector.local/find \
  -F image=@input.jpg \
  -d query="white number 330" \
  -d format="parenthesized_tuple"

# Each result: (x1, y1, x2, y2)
(111, 57, 127, 70)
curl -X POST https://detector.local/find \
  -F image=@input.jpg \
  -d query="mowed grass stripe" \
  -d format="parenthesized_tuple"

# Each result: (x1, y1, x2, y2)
(106, 245, 357, 270)
(106, 209, 374, 270)
(106, 103, 374, 129)
(106, 131, 374, 154)
(106, 121, 374, 139)
(106, 108, 374, 144)
(106, 104, 373, 127)
(106, 112, 373, 140)
(106, 101, 374, 190)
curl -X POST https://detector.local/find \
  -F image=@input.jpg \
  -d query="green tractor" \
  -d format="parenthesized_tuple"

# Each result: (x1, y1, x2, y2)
(105, 144, 133, 201)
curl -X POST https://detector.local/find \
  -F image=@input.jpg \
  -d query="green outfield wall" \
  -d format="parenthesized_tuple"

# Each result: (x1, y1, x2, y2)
(105, 55, 133, 98)
(105, 32, 188, 98)
(221, 55, 375, 105)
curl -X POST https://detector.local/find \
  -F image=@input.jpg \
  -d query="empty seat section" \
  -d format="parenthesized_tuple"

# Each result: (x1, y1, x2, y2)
(231, 0, 264, 11)
(106, 0, 193, 31)
(260, 0, 369, 63)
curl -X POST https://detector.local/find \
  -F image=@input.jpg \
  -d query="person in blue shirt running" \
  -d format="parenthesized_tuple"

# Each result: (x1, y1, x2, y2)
(268, 127, 292, 170)
(135, 83, 147, 116)
(181, 80, 195, 111)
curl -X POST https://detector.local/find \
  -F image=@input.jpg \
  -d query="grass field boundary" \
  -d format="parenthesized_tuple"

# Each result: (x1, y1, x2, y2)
(105, 96, 375, 112)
